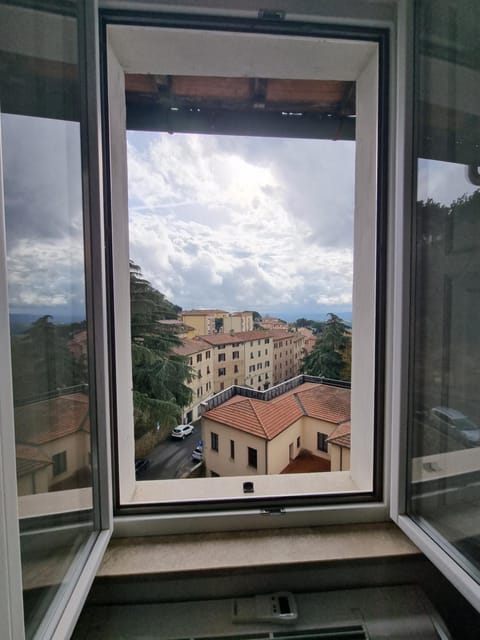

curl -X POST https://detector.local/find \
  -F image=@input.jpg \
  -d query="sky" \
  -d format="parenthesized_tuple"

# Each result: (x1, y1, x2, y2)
(2, 112, 479, 323)
(128, 131, 356, 320)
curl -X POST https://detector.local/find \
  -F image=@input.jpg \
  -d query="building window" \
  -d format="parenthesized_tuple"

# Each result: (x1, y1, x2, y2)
(218, 367, 226, 376)
(247, 447, 257, 469)
(207, 366, 210, 374)
(233, 351, 239, 359)
(218, 353, 226, 362)
(257, 350, 261, 357)
(317, 433, 328, 452)
(211, 432, 219, 451)
(250, 352, 254, 359)
(196, 353, 202, 363)
(220, 382, 224, 391)
(206, 351, 211, 359)
(230, 440, 235, 460)
(234, 364, 239, 373)
(265, 361, 270, 367)
(265, 338, 270, 344)
(52, 451, 67, 476)
(297, 436, 301, 448)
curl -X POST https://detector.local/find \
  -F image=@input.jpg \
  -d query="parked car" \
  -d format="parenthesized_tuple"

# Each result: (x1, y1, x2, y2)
(430, 406, 480, 447)
(135, 458, 150, 476)
(192, 444, 203, 462)
(170, 423, 194, 439)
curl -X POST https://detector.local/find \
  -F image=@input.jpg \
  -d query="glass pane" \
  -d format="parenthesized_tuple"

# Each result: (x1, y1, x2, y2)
(408, 0, 480, 580)
(0, 1, 95, 636)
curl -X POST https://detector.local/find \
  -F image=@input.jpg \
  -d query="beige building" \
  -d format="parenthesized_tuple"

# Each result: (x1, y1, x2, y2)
(181, 309, 254, 338)
(298, 326, 317, 355)
(201, 380, 350, 477)
(173, 337, 214, 422)
(15, 391, 91, 496)
(181, 309, 228, 337)
(259, 317, 288, 331)
(200, 330, 273, 392)
(271, 329, 305, 385)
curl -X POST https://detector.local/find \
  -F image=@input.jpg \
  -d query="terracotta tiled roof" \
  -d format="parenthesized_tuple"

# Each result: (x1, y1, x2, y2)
(297, 386, 350, 424)
(204, 382, 350, 440)
(173, 338, 212, 356)
(16, 444, 52, 477)
(198, 330, 273, 346)
(327, 420, 351, 448)
(14, 393, 90, 445)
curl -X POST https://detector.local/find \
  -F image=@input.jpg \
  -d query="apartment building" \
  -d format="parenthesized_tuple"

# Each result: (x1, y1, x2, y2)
(198, 330, 272, 392)
(173, 338, 214, 422)
(259, 317, 288, 330)
(271, 330, 305, 385)
(181, 309, 254, 338)
(201, 379, 350, 477)
(297, 327, 317, 355)
(181, 309, 228, 337)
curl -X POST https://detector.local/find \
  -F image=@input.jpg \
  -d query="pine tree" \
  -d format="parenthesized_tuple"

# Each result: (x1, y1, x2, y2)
(302, 313, 351, 381)
(130, 261, 192, 438)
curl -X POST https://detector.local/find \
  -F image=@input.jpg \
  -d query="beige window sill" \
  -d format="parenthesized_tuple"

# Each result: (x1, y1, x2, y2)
(98, 522, 419, 578)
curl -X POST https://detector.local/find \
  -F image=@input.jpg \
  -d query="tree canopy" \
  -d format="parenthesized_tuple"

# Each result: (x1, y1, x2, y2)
(130, 261, 192, 438)
(301, 313, 351, 381)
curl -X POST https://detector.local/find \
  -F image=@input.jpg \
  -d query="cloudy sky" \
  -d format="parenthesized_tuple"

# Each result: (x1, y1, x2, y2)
(128, 131, 356, 320)
(3, 111, 479, 323)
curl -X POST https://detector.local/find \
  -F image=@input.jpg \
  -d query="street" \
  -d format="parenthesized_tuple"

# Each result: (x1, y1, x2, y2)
(137, 427, 203, 480)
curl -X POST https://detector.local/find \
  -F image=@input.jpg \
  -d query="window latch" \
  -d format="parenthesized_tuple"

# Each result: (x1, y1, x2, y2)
(261, 506, 286, 515)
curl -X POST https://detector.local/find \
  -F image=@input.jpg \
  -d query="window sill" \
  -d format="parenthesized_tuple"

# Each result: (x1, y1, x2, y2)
(131, 471, 360, 504)
(97, 522, 419, 578)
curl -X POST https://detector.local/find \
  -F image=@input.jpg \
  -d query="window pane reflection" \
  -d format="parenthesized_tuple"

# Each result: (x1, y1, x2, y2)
(408, 0, 480, 581)
(0, 1, 94, 636)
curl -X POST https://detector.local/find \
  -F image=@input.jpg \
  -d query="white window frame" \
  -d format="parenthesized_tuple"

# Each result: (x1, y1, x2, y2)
(104, 8, 391, 528)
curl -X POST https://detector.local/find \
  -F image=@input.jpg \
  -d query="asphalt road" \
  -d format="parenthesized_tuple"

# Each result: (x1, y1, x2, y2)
(137, 428, 203, 480)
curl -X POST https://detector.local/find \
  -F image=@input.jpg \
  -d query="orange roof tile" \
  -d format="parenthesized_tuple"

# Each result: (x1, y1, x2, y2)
(16, 444, 52, 477)
(198, 330, 273, 346)
(327, 420, 351, 448)
(204, 382, 350, 440)
(173, 337, 212, 356)
(14, 393, 90, 445)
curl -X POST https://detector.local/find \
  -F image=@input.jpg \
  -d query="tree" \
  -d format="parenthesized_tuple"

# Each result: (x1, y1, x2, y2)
(130, 261, 192, 439)
(302, 313, 351, 381)
(10, 315, 88, 405)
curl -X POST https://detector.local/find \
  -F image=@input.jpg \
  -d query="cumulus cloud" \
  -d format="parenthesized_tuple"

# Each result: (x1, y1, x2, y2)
(2, 113, 86, 314)
(128, 131, 355, 316)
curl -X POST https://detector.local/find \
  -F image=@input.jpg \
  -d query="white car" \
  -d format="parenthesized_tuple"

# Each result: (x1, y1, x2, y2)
(430, 407, 480, 447)
(170, 423, 194, 439)
(192, 444, 203, 461)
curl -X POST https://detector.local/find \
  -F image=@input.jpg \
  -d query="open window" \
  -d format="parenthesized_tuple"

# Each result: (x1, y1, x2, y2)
(104, 16, 387, 510)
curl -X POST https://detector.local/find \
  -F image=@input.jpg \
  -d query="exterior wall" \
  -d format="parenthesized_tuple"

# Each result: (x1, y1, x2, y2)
(302, 416, 338, 461)
(182, 347, 214, 422)
(267, 418, 304, 474)
(202, 414, 343, 476)
(329, 443, 351, 471)
(202, 418, 266, 476)
(212, 341, 245, 392)
(272, 333, 305, 385)
(244, 336, 273, 390)
(17, 466, 50, 497)
(40, 431, 90, 489)
(181, 314, 208, 336)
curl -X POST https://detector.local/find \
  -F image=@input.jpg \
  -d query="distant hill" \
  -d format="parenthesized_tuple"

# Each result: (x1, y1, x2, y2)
(9, 313, 86, 335)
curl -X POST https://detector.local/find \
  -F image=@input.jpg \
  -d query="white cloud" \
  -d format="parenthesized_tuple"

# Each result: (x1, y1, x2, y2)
(128, 131, 354, 316)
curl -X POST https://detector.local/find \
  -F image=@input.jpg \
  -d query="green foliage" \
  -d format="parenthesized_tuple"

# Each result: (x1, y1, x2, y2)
(10, 315, 88, 405)
(302, 313, 351, 381)
(130, 261, 192, 439)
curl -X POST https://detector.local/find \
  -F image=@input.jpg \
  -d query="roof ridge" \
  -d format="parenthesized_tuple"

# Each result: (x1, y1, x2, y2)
(293, 391, 307, 416)
(249, 399, 269, 439)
